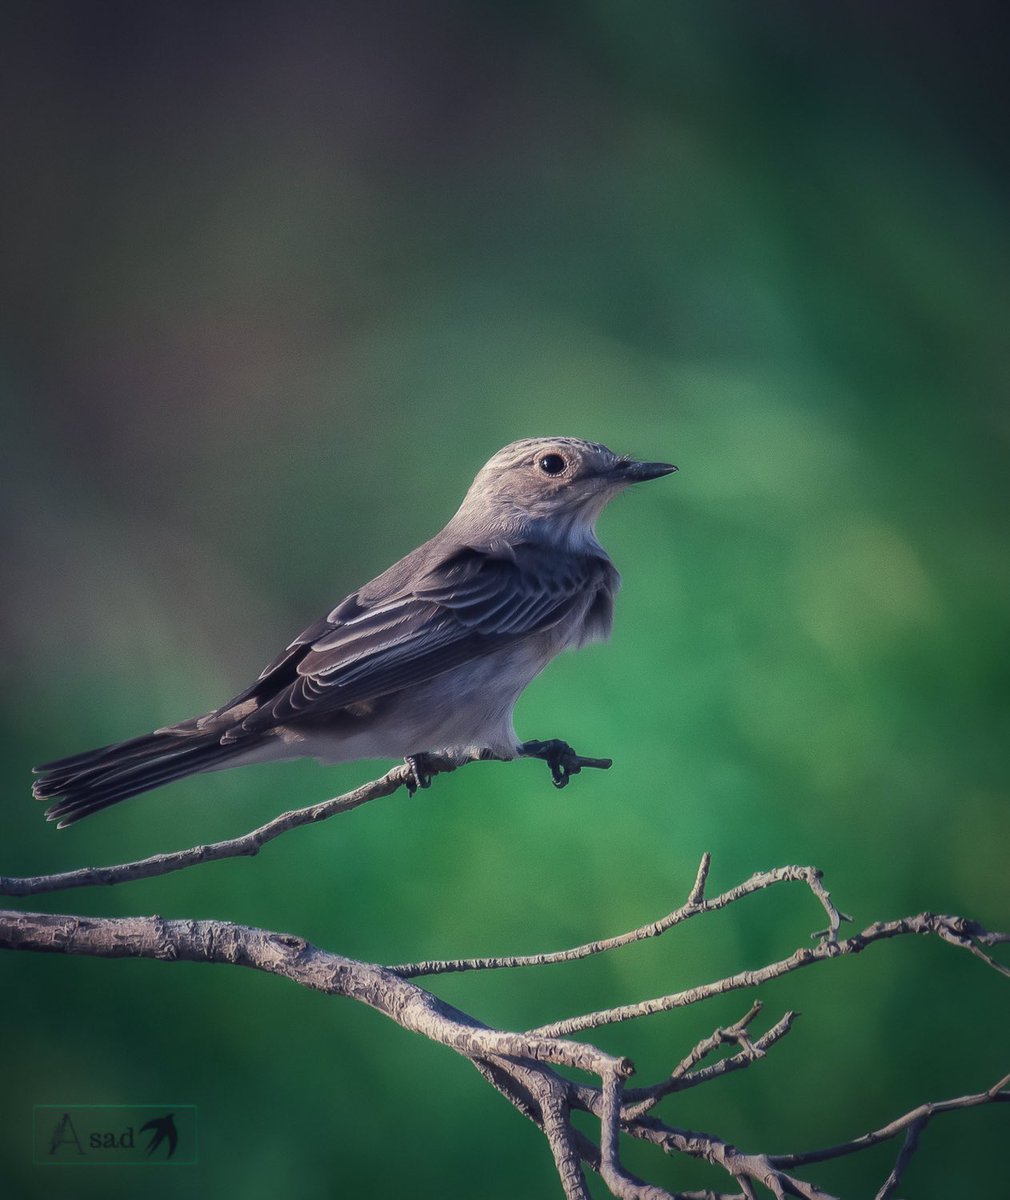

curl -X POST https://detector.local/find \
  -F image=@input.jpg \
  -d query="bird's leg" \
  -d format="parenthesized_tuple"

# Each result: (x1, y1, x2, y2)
(519, 739, 613, 789)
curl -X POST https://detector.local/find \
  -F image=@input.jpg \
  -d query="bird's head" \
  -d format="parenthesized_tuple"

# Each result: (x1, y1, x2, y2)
(453, 437, 677, 548)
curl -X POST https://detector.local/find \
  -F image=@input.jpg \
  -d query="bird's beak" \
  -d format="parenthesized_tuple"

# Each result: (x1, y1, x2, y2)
(617, 459, 678, 482)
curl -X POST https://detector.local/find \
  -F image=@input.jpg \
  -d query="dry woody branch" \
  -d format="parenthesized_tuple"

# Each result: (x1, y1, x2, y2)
(3, 759, 1008, 1198)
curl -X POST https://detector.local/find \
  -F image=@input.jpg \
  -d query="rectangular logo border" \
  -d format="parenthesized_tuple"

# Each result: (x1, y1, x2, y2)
(32, 1104, 199, 1166)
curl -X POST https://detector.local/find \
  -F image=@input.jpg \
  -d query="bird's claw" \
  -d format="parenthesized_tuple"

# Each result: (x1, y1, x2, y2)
(404, 753, 437, 796)
(520, 739, 585, 789)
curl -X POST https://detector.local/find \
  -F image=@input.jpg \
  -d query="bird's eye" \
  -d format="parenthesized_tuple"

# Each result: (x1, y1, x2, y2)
(538, 453, 567, 476)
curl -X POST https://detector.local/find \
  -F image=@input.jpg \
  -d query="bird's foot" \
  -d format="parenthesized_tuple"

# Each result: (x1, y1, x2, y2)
(403, 752, 440, 796)
(519, 739, 613, 789)
(401, 749, 506, 795)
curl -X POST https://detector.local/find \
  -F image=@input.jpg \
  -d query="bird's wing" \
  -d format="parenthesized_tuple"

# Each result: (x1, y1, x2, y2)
(217, 545, 612, 740)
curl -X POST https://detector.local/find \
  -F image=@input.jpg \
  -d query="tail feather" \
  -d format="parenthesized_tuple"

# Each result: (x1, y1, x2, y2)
(33, 731, 173, 782)
(45, 743, 225, 816)
(33, 730, 242, 828)
(32, 735, 182, 799)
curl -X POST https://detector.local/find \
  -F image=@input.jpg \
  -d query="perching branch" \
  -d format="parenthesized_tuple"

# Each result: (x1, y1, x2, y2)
(1, 749, 611, 897)
(3, 766, 1008, 1198)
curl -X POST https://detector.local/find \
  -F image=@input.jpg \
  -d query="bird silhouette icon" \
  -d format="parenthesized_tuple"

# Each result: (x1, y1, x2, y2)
(139, 1113, 178, 1158)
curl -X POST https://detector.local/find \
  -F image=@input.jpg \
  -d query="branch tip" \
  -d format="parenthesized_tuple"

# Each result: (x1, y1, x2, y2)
(688, 853, 712, 905)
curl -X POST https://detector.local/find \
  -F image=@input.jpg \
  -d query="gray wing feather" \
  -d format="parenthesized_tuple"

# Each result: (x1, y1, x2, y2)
(220, 544, 612, 739)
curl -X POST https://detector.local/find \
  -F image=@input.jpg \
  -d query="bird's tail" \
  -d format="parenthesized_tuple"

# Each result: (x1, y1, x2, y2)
(32, 727, 241, 828)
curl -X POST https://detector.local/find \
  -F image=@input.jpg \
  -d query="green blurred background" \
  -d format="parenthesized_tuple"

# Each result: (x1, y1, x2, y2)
(2, 2, 1008, 1196)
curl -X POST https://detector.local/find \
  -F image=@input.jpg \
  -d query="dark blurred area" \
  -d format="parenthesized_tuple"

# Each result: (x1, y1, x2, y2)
(2, 3, 1008, 1197)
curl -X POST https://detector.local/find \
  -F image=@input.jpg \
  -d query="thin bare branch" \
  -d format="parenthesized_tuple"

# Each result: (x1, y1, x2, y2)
(770, 1071, 1010, 1170)
(2, 761, 432, 895)
(687, 852, 712, 905)
(623, 1008, 800, 1117)
(585, 1109, 835, 1200)
(668, 1001, 765, 1080)
(874, 1117, 926, 1200)
(389, 860, 847, 978)
(526, 911, 1010, 1039)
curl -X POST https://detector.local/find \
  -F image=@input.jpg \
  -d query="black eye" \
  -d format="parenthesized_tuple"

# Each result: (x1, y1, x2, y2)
(538, 453, 567, 476)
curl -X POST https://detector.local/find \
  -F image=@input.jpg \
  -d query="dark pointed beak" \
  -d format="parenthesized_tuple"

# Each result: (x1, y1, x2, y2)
(618, 459, 678, 482)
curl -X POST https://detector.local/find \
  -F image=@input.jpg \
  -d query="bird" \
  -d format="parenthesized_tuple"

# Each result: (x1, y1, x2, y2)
(138, 1114, 178, 1159)
(33, 437, 676, 828)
